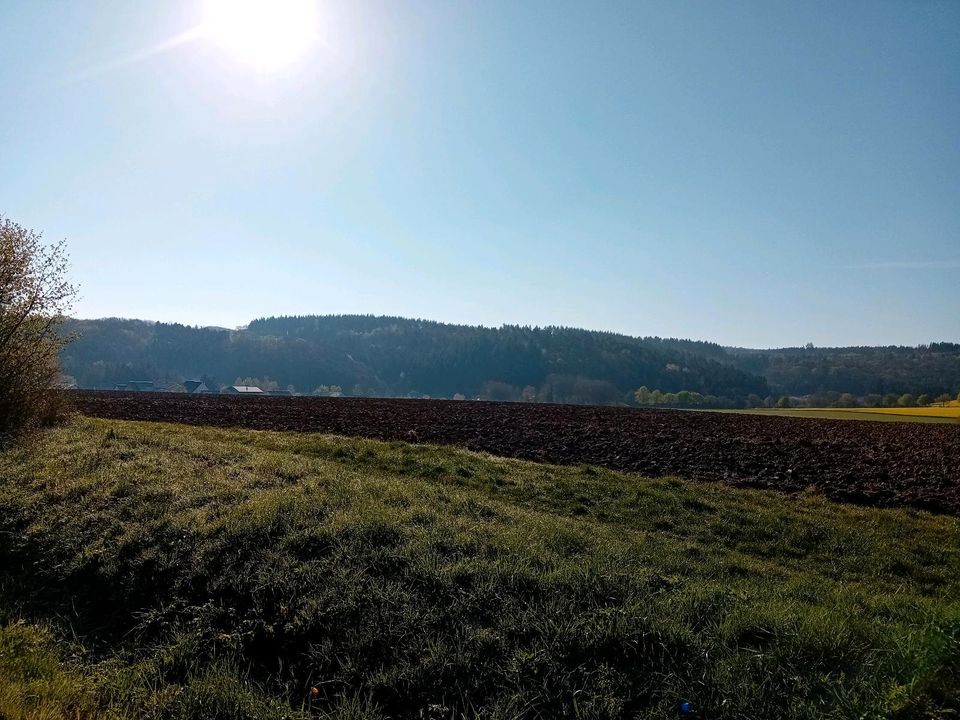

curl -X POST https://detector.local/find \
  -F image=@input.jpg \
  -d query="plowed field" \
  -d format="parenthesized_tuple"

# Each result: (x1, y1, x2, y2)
(71, 391, 960, 515)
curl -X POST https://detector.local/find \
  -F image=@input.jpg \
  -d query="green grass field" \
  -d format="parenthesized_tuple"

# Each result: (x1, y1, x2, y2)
(1, 417, 958, 719)
(716, 406, 960, 424)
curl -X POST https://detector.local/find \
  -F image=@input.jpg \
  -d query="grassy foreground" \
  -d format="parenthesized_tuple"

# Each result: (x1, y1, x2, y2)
(0, 418, 958, 719)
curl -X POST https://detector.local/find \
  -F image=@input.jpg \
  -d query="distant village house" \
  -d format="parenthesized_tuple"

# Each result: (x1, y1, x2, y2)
(184, 380, 214, 394)
(223, 385, 264, 395)
(115, 380, 155, 392)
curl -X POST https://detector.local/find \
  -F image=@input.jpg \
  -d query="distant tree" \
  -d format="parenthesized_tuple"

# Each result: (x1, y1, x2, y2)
(956, 391, 960, 403)
(897, 393, 916, 407)
(839, 393, 857, 407)
(481, 380, 519, 402)
(934, 393, 952, 405)
(916, 394, 931, 406)
(521, 385, 537, 402)
(634, 386, 652, 405)
(763, 395, 775, 408)
(535, 384, 551, 403)
(776, 396, 792, 409)
(883, 393, 899, 408)
(864, 394, 883, 408)
(675, 390, 703, 407)
(1, 216, 77, 437)
(452, 393, 466, 401)
(746, 393, 762, 408)
(235, 376, 278, 391)
(571, 377, 621, 405)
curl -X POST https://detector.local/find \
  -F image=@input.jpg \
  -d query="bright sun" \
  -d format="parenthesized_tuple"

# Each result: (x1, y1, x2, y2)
(202, 0, 319, 71)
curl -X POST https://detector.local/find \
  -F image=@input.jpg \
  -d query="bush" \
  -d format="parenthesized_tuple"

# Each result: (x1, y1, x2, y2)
(0, 216, 76, 439)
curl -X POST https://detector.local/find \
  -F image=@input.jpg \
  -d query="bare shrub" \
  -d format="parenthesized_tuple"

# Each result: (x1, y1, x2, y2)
(0, 216, 77, 439)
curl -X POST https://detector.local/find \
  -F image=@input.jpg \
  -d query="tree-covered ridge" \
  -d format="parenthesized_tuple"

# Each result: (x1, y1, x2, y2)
(59, 315, 960, 403)
(60, 315, 767, 401)
(725, 344, 960, 397)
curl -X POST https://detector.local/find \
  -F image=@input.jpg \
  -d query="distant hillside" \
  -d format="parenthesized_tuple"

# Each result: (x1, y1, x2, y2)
(58, 316, 959, 403)
(724, 344, 960, 398)
(60, 315, 768, 403)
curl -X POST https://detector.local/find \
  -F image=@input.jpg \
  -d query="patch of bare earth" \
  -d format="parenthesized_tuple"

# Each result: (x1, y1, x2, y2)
(72, 391, 960, 515)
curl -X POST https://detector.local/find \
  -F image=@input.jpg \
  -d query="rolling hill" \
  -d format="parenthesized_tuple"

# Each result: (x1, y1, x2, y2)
(58, 315, 960, 403)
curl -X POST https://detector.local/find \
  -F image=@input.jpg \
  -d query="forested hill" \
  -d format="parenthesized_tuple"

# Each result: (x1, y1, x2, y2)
(59, 315, 960, 403)
(60, 315, 767, 402)
(724, 344, 960, 398)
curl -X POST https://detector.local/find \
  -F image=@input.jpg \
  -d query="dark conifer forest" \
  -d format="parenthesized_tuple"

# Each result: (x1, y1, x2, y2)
(58, 316, 960, 404)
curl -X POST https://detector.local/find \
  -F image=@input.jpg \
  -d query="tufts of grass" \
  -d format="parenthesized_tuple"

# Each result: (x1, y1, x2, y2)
(0, 417, 957, 719)
(0, 619, 102, 720)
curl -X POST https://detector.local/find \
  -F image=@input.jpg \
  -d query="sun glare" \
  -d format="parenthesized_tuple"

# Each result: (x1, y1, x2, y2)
(202, 0, 319, 72)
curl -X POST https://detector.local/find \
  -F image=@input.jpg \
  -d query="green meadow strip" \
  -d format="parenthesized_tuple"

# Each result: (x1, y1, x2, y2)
(0, 417, 957, 719)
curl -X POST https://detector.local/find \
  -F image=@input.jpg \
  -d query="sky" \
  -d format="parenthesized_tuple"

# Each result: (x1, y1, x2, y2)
(1, 0, 958, 347)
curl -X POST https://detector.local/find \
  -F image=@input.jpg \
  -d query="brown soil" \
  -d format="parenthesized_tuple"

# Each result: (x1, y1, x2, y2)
(71, 391, 960, 515)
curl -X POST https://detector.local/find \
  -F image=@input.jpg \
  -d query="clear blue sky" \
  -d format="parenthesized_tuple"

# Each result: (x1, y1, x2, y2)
(2, 0, 957, 347)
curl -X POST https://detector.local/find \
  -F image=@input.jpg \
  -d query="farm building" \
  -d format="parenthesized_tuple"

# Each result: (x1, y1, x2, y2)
(115, 380, 155, 392)
(184, 380, 214, 394)
(223, 385, 264, 395)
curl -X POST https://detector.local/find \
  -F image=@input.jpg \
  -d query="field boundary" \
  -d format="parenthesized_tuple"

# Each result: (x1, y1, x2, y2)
(69, 391, 960, 515)
(714, 407, 960, 424)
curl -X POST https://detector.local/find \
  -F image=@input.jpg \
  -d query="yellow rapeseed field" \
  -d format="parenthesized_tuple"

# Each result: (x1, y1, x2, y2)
(849, 405, 960, 419)
(724, 404, 960, 423)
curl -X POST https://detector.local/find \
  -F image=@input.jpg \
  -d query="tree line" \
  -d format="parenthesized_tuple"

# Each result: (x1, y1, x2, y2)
(724, 345, 960, 398)
(60, 315, 770, 402)
(7, 215, 957, 439)
(634, 386, 960, 410)
(57, 315, 960, 407)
